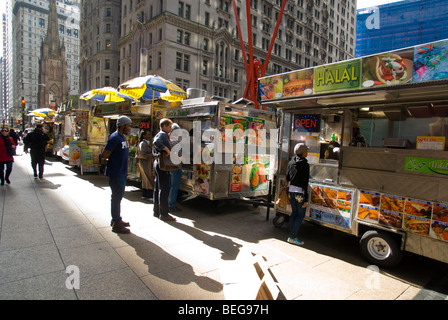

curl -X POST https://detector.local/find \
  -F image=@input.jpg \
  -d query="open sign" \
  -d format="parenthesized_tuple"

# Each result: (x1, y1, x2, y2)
(293, 114, 321, 133)
(139, 121, 151, 130)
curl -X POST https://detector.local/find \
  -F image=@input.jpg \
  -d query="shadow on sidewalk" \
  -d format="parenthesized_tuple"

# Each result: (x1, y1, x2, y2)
(117, 232, 223, 296)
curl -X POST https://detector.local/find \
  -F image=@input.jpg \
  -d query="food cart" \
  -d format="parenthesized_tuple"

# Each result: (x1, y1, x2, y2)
(93, 100, 153, 182)
(260, 38, 448, 267)
(153, 97, 278, 201)
(54, 103, 108, 174)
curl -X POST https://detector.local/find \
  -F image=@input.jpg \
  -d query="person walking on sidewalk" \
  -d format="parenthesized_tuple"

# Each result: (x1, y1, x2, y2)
(286, 143, 310, 246)
(101, 116, 133, 234)
(0, 126, 16, 185)
(136, 129, 153, 201)
(152, 118, 176, 222)
(168, 123, 183, 213)
(23, 124, 49, 179)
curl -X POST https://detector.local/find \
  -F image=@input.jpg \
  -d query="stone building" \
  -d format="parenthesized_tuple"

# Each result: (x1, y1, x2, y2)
(80, 0, 357, 102)
(38, 0, 69, 109)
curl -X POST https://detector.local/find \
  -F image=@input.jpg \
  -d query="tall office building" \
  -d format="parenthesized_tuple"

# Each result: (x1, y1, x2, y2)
(11, 0, 80, 116)
(356, 0, 448, 57)
(80, 0, 357, 103)
(79, 0, 122, 102)
(2, 0, 13, 124)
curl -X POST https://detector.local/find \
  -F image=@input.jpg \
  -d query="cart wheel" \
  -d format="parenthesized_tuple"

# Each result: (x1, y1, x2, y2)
(359, 230, 403, 268)
(273, 213, 288, 228)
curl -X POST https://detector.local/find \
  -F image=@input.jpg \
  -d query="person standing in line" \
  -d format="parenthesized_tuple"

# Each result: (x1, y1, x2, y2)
(152, 118, 176, 222)
(0, 127, 16, 185)
(23, 124, 49, 179)
(101, 116, 133, 234)
(136, 129, 153, 201)
(286, 143, 310, 246)
(168, 123, 183, 213)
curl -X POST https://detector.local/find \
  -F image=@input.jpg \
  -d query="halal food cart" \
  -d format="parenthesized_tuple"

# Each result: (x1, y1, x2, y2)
(153, 98, 278, 201)
(93, 100, 153, 182)
(260, 38, 448, 267)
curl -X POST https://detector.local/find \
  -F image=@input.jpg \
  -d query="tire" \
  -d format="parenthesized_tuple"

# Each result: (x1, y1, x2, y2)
(273, 213, 288, 228)
(359, 230, 403, 268)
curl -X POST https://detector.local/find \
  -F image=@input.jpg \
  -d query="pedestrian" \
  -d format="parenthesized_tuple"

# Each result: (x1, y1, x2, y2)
(285, 143, 310, 246)
(23, 124, 49, 179)
(168, 123, 183, 212)
(101, 116, 133, 234)
(136, 129, 153, 201)
(152, 118, 176, 222)
(0, 126, 16, 185)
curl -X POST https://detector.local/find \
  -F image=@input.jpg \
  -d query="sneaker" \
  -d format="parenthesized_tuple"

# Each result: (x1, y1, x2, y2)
(160, 215, 177, 222)
(169, 206, 182, 212)
(287, 237, 304, 246)
(5, 178, 10, 184)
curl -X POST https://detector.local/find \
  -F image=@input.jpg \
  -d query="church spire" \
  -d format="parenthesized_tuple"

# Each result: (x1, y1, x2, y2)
(45, 0, 61, 56)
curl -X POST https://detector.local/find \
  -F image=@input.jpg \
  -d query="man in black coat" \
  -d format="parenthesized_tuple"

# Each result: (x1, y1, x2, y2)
(23, 124, 49, 179)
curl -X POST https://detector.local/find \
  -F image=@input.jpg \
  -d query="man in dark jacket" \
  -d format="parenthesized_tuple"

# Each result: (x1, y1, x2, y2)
(23, 124, 49, 179)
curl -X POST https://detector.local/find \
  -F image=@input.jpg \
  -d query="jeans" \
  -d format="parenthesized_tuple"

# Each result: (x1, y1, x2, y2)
(30, 149, 45, 177)
(153, 159, 171, 217)
(168, 168, 182, 208)
(289, 192, 307, 239)
(0, 161, 13, 183)
(109, 175, 127, 222)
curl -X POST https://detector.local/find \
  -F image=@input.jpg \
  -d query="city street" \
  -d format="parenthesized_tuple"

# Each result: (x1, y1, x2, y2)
(0, 148, 447, 302)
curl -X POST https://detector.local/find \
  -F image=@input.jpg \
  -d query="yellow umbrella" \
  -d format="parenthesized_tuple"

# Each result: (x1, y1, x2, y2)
(119, 75, 187, 102)
(80, 87, 134, 102)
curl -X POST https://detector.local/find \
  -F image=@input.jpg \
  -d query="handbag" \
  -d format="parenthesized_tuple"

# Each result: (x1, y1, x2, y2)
(158, 152, 181, 171)
(275, 187, 290, 208)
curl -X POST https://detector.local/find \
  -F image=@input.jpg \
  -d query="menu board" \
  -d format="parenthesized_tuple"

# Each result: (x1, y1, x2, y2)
(413, 40, 448, 82)
(309, 184, 354, 230)
(69, 140, 87, 166)
(356, 190, 448, 242)
(361, 48, 414, 88)
(88, 117, 108, 144)
(194, 162, 211, 195)
(259, 38, 448, 101)
(219, 114, 248, 144)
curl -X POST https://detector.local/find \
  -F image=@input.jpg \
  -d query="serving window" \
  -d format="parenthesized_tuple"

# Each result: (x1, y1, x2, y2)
(355, 106, 448, 150)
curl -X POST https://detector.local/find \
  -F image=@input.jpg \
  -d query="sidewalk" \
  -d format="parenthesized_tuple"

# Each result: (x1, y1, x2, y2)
(0, 150, 446, 300)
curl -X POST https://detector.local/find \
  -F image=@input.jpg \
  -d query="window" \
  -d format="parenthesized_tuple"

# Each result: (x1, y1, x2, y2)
(176, 52, 190, 72)
(202, 60, 208, 75)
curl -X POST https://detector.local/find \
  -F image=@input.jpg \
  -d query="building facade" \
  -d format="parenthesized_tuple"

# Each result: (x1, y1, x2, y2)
(11, 0, 80, 117)
(38, 0, 69, 109)
(79, 0, 122, 104)
(2, 0, 13, 125)
(356, 0, 448, 57)
(80, 0, 357, 103)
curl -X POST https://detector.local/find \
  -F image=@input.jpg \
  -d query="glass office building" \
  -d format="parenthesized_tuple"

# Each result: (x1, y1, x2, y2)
(356, 0, 448, 57)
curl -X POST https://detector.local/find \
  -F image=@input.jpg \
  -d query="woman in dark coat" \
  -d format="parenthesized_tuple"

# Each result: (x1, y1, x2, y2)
(286, 143, 310, 246)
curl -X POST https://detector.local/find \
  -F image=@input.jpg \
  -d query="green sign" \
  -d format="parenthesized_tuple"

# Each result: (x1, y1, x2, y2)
(405, 157, 448, 175)
(314, 59, 362, 93)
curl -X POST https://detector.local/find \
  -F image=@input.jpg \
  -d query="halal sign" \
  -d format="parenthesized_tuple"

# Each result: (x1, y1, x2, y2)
(294, 114, 321, 133)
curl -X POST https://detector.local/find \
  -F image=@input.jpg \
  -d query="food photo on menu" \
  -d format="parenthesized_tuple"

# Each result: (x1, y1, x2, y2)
(361, 49, 414, 87)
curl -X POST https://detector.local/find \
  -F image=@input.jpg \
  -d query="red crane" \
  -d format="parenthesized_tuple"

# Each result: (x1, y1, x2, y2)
(232, 0, 288, 109)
